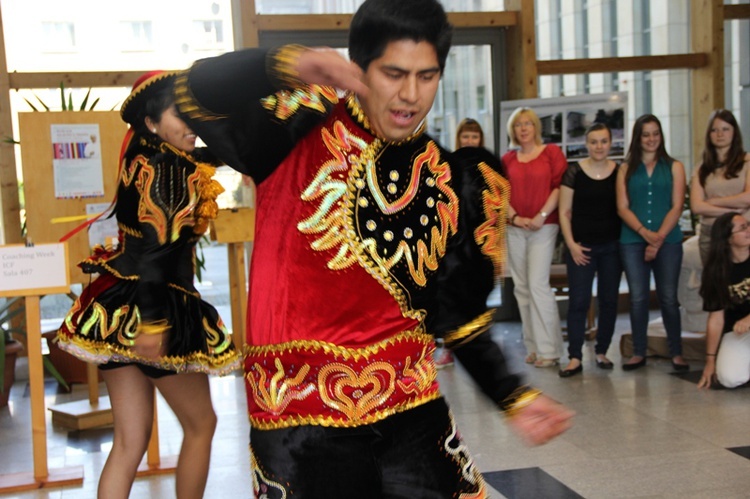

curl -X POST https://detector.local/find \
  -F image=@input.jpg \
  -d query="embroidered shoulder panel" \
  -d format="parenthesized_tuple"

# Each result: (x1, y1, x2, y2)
(297, 120, 459, 319)
(261, 85, 339, 122)
(474, 162, 510, 278)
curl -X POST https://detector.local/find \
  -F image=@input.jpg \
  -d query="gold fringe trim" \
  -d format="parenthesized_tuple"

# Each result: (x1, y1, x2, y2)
(244, 328, 431, 363)
(267, 44, 308, 89)
(500, 386, 542, 417)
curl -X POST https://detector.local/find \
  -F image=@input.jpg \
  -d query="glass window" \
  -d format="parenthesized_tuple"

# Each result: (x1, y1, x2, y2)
(120, 21, 153, 52)
(193, 20, 224, 50)
(255, 0, 505, 14)
(42, 22, 76, 52)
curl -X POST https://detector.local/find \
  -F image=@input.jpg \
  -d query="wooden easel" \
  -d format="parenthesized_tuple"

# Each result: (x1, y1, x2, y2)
(209, 208, 255, 350)
(17, 111, 176, 479)
(0, 243, 84, 493)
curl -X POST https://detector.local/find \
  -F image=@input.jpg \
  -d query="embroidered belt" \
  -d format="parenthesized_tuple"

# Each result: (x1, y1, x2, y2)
(244, 330, 440, 429)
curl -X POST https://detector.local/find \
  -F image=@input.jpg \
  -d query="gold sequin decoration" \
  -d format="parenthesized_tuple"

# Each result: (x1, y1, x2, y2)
(420, 215, 429, 226)
(247, 358, 315, 416)
(390, 170, 399, 181)
(383, 230, 394, 241)
(366, 220, 377, 231)
(404, 228, 413, 239)
(358, 197, 369, 208)
(474, 162, 510, 278)
(318, 362, 396, 421)
(426, 197, 435, 208)
(387, 183, 398, 194)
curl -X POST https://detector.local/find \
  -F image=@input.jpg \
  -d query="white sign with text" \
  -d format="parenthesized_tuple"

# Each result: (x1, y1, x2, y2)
(0, 243, 70, 296)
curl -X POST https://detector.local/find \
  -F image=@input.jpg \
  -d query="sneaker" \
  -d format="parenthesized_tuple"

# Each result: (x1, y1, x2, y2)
(435, 349, 454, 368)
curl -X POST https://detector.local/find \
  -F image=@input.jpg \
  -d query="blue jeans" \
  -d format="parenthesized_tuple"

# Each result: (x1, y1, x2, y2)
(565, 240, 622, 360)
(620, 242, 683, 357)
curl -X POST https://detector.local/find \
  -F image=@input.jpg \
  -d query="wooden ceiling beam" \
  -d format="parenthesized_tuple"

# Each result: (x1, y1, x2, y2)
(537, 53, 709, 75)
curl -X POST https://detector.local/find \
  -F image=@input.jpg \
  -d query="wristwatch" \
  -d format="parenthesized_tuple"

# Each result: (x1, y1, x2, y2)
(539, 211, 548, 218)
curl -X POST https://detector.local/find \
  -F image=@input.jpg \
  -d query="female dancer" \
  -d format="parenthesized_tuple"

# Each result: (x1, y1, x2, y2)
(56, 71, 240, 499)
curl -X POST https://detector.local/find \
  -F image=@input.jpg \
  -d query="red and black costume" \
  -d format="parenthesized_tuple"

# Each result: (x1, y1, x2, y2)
(176, 46, 533, 497)
(57, 129, 240, 376)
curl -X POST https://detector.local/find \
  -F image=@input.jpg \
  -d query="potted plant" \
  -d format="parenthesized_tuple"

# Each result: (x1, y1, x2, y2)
(0, 297, 69, 409)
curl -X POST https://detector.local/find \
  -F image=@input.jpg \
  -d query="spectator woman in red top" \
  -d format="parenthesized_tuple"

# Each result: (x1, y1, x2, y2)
(503, 107, 567, 367)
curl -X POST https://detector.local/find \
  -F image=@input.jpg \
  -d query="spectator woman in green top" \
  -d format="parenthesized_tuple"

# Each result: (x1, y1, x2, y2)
(616, 114, 689, 371)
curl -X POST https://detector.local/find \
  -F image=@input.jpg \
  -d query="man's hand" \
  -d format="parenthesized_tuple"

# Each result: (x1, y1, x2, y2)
(506, 394, 574, 446)
(296, 48, 369, 96)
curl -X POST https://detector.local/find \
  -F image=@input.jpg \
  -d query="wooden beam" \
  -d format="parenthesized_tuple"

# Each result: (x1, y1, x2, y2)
(723, 4, 750, 20)
(0, 7, 21, 245)
(231, 0, 259, 48)
(254, 12, 517, 32)
(537, 53, 709, 75)
(8, 72, 154, 90)
(504, 0, 537, 99)
(691, 0, 723, 164)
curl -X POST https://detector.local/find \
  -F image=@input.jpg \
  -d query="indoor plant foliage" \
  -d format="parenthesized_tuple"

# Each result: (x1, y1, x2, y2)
(0, 297, 70, 404)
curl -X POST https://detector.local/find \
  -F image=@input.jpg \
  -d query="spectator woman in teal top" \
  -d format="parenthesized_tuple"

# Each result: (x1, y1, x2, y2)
(616, 114, 689, 371)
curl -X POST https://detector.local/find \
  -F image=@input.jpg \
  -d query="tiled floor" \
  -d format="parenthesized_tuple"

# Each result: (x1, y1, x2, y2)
(4, 318, 750, 498)
(3, 246, 750, 498)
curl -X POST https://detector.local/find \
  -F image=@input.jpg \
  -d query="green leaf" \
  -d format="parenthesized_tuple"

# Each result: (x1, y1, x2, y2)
(42, 356, 70, 392)
(89, 97, 100, 111)
(35, 93, 50, 111)
(22, 97, 39, 112)
(79, 88, 91, 111)
(67, 93, 73, 112)
(59, 82, 66, 111)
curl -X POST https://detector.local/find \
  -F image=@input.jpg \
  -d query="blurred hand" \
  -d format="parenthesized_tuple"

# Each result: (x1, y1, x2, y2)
(733, 316, 750, 335)
(296, 48, 369, 96)
(697, 363, 716, 390)
(134, 332, 167, 360)
(569, 242, 591, 266)
(507, 394, 574, 446)
(641, 229, 664, 248)
(644, 245, 659, 262)
(526, 214, 545, 231)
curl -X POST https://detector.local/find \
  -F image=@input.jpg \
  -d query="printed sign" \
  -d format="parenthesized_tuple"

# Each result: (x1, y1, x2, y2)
(0, 243, 70, 297)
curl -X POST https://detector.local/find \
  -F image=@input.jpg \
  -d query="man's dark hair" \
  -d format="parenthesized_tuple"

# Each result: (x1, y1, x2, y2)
(349, 0, 453, 72)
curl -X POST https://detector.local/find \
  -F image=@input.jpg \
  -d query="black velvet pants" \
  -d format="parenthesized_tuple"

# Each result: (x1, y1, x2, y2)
(249, 398, 487, 498)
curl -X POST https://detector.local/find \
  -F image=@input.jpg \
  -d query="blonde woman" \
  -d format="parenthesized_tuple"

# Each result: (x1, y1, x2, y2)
(503, 107, 566, 367)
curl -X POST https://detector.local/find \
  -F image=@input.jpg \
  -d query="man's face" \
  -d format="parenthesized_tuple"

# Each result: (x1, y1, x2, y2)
(358, 39, 441, 142)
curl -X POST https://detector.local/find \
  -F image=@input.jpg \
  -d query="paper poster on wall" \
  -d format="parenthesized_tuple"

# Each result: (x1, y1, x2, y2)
(51, 123, 104, 198)
(500, 92, 628, 164)
(86, 202, 119, 250)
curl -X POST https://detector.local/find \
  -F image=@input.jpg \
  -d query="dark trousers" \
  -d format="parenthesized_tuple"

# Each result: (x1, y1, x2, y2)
(565, 240, 622, 360)
(249, 398, 486, 498)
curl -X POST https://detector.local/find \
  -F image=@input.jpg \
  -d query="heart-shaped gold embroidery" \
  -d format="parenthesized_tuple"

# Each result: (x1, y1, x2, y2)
(318, 362, 396, 421)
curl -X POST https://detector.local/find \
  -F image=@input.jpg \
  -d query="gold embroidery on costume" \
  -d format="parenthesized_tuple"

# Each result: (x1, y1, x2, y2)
(202, 317, 233, 354)
(398, 345, 436, 394)
(79, 303, 130, 341)
(247, 358, 315, 416)
(475, 162, 509, 278)
(262, 86, 339, 121)
(121, 155, 143, 187)
(136, 165, 169, 245)
(250, 450, 288, 499)
(117, 309, 140, 346)
(446, 412, 488, 498)
(318, 362, 397, 420)
(358, 142, 459, 287)
(444, 310, 495, 348)
(174, 70, 227, 122)
(298, 121, 368, 270)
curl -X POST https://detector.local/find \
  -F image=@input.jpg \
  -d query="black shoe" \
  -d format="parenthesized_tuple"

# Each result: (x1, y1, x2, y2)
(596, 359, 614, 370)
(558, 364, 583, 378)
(622, 358, 646, 371)
(672, 361, 690, 372)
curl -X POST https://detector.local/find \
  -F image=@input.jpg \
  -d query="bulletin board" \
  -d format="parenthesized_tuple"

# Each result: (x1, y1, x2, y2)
(18, 111, 126, 285)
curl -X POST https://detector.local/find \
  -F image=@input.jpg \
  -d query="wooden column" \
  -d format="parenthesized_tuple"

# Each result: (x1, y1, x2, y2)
(504, 0, 538, 99)
(232, 0, 259, 49)
(691, 0, 724, 162)
(0, 7, 21, 245)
